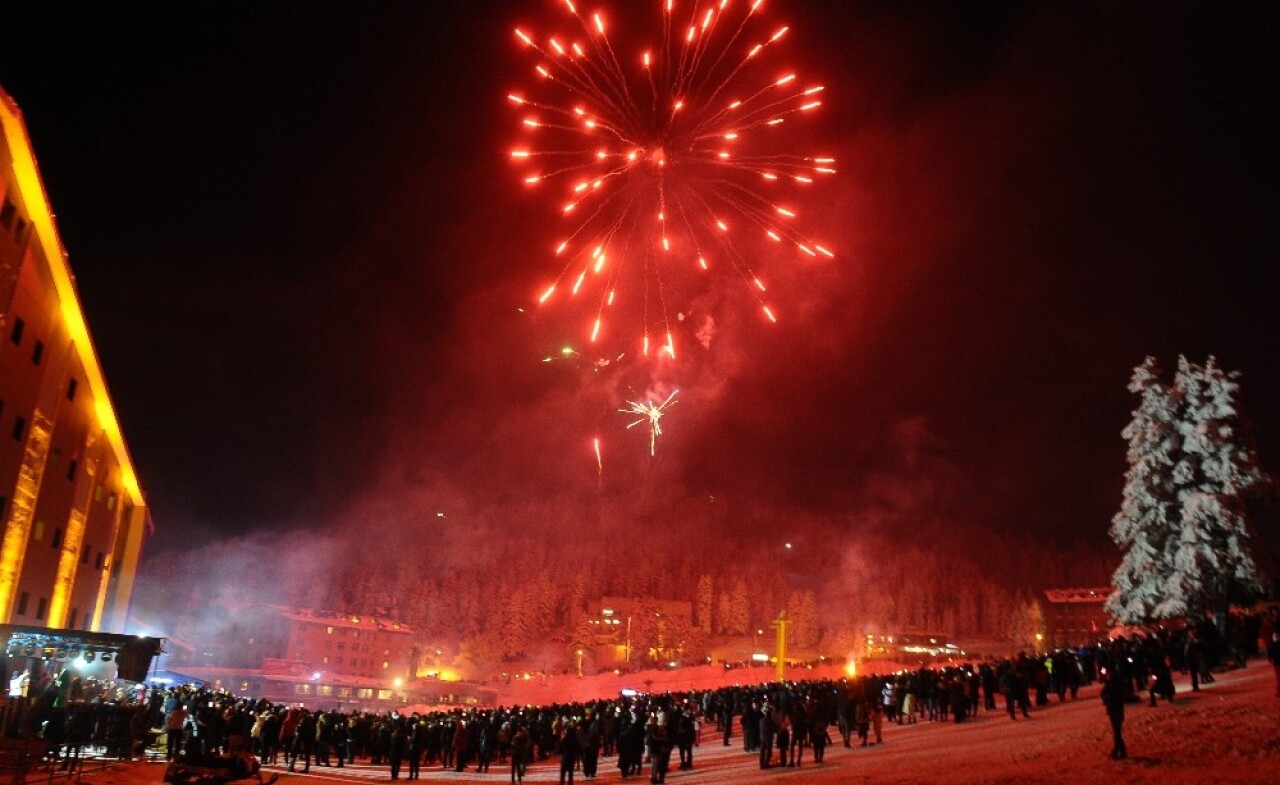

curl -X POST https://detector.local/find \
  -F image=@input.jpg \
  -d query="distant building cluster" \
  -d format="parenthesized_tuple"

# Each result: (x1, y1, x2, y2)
(166, 603, 495, 712)
(0, 87, 149, 634)
(1043, 588, 1112, 649)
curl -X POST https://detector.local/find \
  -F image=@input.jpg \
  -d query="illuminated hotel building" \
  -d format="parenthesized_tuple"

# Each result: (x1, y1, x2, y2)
(0, 86, 148, 633)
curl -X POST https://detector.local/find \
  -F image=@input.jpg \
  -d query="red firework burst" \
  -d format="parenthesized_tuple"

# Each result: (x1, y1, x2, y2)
(509, 0, 835, 359)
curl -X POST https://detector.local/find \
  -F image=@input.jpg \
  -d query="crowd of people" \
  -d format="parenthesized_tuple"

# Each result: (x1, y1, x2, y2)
(3, 611, 1273, 782)
(148, 616, 1270, 782)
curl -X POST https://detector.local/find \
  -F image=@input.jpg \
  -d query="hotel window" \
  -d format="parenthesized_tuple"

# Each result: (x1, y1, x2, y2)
(68, 608, 78, 628)
(382, 661, 389, 669)
(66, 378, 78, 401)
(294, 684, 312, 695)
(95, 551, 105, 570)
(80, 544, 90, 564)
(50, 449, 60, 469)
(358, 688, 373, 699)
(33, 519, 43, 541)
(36, 598, 46, 621)
(318, 685, 333, 696)
(67, 460, 77, 481)
(31, 340, 43, 366)
(12, 416, 25, 441)
(7, 317, 21, 345)
(94, 484, 103, 502)
(107, 492, 117, 511)
(51, 527, 62, 549)
(16, 592, 28, 615)
(335, 657, 343, 665)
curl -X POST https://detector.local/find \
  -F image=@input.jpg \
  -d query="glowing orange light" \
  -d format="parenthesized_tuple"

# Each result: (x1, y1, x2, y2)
(815, 244, 834, 258)
(572, 270, 586, 294)
(550, 39, 566, 55)
(515, 29, 534, 46)
(754, 276, 767, 291)
(591, 318, 602, 342)
(766, 230, 781, 241)
(763, 305, 777, 322)
(511, 150, 530, 158)
(594, 12, 604, 33)
(539, 285, 557, 303)
(776, 207, 795, 217)
(698, 255, 708, 270)
(775, 74, 796, 86)
(770, 26, 788, 42)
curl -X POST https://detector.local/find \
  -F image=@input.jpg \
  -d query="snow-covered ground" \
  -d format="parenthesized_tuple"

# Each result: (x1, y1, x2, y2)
(98, 664, 1278, 785)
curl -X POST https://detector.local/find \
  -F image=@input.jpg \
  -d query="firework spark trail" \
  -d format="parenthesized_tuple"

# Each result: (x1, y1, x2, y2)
(510, 0, 834, 357)
(620, 389, 679, 456)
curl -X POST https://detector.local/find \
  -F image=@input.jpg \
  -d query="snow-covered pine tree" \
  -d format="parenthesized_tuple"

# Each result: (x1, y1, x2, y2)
(1158, 356, 1270, 623)
(1107, 356, 1271, 627)
(1107, 357, 1181, 624)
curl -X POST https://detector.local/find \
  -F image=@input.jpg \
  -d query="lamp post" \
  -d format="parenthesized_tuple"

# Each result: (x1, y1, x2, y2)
(576, 649, 584, 678)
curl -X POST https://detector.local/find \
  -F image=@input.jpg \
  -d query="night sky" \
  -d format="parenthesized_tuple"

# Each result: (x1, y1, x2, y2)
(1, 1, 1276, 565)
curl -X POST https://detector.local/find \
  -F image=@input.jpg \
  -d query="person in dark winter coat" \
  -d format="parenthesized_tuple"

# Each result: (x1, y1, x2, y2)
(1100, 673, 1127, 761)
(757, 703, 774, 769)
(557, 722, 582, 785)
(511, 724, 531, 783)
(1268, 632, 1280, 699)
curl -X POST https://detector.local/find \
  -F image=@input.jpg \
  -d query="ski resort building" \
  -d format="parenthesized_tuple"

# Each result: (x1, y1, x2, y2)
(0, 86, 149, 632)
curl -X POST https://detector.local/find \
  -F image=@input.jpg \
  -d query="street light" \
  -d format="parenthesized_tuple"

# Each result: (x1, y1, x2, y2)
(576, 649, 584, 678)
